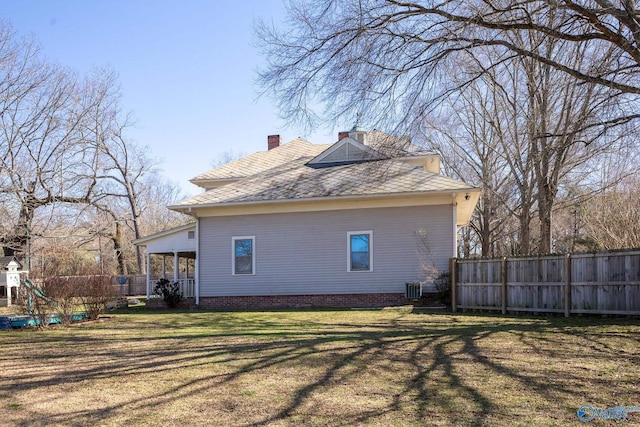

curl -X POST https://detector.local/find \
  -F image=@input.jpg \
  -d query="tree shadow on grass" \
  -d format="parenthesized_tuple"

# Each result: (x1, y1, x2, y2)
(1, 311, 638, 426)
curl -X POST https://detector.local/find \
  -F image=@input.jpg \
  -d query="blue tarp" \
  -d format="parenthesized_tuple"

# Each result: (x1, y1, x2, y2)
(0, 313, 88, 329)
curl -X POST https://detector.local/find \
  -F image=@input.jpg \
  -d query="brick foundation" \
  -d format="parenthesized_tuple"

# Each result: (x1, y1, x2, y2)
(197, 293, 411, 310)
(146, 297, 195, 309)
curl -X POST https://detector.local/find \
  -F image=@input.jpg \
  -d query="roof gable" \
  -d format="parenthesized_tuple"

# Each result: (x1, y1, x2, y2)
(308, 137, 386, 167)
(132, 223, 196, 245)
(0, 256, 22, 270)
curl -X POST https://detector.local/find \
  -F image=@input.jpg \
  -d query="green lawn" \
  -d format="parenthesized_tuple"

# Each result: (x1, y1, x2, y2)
(0, 308, 638, 426)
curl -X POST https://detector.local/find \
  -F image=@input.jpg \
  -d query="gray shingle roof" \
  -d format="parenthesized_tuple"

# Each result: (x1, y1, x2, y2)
(190, 138, 331, 183)
(171, 157, 474, 209)
(0, 256, 22, 270)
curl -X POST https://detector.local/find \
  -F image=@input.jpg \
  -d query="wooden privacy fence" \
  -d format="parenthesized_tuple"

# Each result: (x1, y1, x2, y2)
(451, 250, 640, 316)
(112, 275, 148, 296)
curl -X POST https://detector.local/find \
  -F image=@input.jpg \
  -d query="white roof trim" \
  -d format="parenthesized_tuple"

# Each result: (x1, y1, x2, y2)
(169, 187, 481, 211)
(133, 223, 196, 246)
(189, 177, 241, 185)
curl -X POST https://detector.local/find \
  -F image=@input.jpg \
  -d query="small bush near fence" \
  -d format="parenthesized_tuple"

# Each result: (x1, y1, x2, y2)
(433, 272, 451, 302)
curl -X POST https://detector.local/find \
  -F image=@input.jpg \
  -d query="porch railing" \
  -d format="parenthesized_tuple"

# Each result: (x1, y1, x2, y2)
(148, 277, 196, 299)
(177, 278, 195, 298)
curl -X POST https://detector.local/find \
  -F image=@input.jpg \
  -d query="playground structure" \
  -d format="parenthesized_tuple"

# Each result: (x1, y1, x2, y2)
(0, 278, 88, 330)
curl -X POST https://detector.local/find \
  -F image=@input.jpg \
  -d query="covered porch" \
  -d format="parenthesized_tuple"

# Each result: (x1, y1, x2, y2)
(132, 223, 199, 304)
(146, 251, 196, 299)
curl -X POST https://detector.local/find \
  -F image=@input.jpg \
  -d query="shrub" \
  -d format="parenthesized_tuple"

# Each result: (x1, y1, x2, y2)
(77, 275, 118, 320)
(18, 266, 116, 326)
(43, 276, 82, 325)
(433, 272, 451, 301)
(154, 278, 182, 308)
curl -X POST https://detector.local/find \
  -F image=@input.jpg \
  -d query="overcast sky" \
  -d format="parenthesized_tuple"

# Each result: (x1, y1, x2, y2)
(1, 0, 345, 195)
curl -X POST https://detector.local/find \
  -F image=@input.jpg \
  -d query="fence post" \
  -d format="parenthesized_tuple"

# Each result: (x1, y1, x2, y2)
(501, 257, 507, 314)
(564, 254, 571, 317)
(450, 258, 457, 313)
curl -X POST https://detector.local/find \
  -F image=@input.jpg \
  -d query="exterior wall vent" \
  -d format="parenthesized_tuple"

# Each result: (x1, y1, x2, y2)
(405, 282, 422, 299)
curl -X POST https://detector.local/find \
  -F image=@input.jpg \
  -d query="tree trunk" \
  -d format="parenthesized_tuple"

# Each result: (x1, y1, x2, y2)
(112, 221, 127, 275)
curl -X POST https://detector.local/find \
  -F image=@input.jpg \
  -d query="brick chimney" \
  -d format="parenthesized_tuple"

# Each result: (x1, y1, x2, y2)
(338, 131, 349, 141)
(267, 134, 281, 150)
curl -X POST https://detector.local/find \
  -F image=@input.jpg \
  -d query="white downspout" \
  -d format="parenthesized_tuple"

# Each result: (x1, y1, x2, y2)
(452, 193, 458, 258)
(195, 218, 200, 306)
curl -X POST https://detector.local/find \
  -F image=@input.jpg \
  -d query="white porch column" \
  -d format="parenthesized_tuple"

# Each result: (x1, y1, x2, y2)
(173, 252, 179, 282)
(146, 252, 151, 299)
(161, 256, 166, 279)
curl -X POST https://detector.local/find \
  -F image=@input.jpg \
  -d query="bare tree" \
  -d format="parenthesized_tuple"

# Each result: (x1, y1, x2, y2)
(514, 28, 635, 253)
(136, 175, 190, 237)
(257, 0, 640, 137)
(581, 176, 640, 249)
(0, 21, 197, 283)
(257, 1, 640, 255)
(422, 40, 636, 255)
(257, 0, 640, 129)
(93, 112, 151, 274)
(0, 36, 116, 265)
(90, 173, 187, 275)
(421, 66, 518, 257)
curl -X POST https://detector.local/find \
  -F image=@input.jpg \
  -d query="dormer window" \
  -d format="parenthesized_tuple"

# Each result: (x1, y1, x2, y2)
(308, 135, 385, 167)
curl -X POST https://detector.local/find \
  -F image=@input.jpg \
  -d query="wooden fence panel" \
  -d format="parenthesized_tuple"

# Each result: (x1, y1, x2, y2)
(456, 259, 502, 310)
(111, 275, 150, 296)
(453, 250, 640, 316)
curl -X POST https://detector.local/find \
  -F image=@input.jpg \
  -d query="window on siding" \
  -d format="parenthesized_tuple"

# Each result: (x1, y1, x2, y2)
(348, 231, 372, 272)
(187, 230, 195, 240)
(233, 236, 255, 275)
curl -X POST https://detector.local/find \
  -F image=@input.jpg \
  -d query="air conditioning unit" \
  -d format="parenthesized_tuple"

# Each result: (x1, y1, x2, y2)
(405, 282, 422, 299)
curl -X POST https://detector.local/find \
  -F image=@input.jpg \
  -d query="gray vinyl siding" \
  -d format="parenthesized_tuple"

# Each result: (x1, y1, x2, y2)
(198, 205, 453, 297)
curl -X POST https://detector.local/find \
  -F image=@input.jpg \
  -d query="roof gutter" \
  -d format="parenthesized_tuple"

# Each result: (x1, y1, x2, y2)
(168, 187, 482, 213)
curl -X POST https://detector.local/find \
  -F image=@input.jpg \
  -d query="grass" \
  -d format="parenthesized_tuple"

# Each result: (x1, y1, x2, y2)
(0, 308, 639, 426)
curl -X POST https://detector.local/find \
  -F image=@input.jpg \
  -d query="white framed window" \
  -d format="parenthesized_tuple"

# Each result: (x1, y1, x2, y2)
(232, 236, 255, 275)
(187, 230, 195, 240)
(347, 231, 373, 272)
